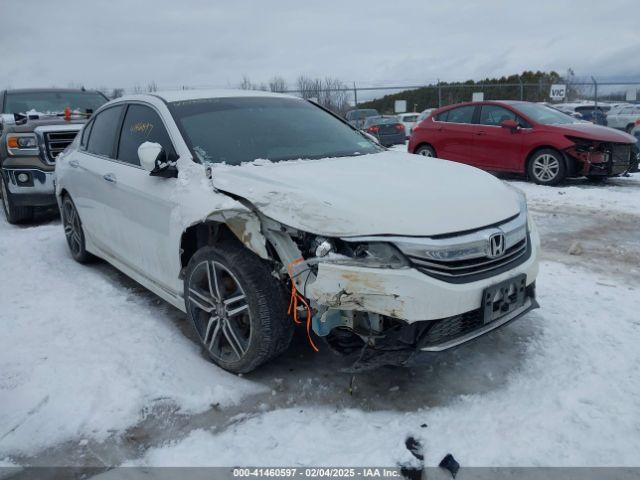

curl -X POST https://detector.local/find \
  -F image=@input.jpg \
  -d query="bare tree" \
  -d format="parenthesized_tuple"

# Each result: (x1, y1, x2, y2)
(296, 75, 322, 101)
(239, 75, 255, 90)
(146, 81, 158, 92)
(321, 77, 350, 114)
(110, 88, 125, 99)
(296, 75, 350, 114)
(269, 76, 288, 93)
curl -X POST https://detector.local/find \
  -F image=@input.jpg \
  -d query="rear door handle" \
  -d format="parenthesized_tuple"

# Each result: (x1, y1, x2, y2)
(103, 173, 117, 184)
(69, 159, 79, 168)
(475, 130, 486, 136)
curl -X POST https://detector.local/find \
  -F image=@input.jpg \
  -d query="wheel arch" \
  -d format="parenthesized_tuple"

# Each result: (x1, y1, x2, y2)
(179, 212, 276, 279)
(413, 142, 436, 155)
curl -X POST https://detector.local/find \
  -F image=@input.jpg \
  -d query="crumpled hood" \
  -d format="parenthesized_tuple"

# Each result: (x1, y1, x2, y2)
(549, 122, 636, 143)
(210, 151, 522, 237)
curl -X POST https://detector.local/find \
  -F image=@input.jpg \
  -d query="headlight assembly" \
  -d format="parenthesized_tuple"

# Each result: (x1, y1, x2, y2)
(332, 241, 409, 269)
(7, 134, 38, 156)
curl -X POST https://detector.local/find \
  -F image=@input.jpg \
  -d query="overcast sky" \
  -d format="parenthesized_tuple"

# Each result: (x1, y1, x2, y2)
(1, 0, 638, 93)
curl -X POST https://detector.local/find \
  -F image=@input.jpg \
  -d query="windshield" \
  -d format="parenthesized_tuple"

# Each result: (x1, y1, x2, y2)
(513, 103, 579, 125)
(171, 97, 383, 165)
(418, 110, 432, 121)
(349, 109, 378, 120)
(3, 91, 108, 114)
(400, 115, 418, 122)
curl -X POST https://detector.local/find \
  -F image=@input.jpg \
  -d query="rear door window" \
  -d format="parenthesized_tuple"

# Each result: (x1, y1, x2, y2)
(444, 106, 475, 124)
(80, 120, 93, 150)
(117, 104, 176, 166)
(479, 105, 517, 126)
(86, 105, 125, 157)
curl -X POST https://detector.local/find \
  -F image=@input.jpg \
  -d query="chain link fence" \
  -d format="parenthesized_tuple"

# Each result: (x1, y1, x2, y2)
(104, 79, 640, 115)
(343, 80, 640, 113)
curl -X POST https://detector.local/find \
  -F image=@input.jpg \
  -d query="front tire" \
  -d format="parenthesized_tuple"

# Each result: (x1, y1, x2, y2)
(184, 243, 293, 374)
(1, 174, 34, 224)
(415, 144, 436, 157)
(61, 196, 93, 263)
(527, 149, 566, 185)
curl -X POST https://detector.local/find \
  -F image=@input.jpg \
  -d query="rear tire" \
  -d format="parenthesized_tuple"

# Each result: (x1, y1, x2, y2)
(1, 174, 34, 224)
(527, 149, 566, 185)
(415, 144, 436, 157)
(184, 243, 293, 374)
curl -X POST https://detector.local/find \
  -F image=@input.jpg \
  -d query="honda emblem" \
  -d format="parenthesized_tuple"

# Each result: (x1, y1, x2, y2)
(488, 233, 506, 258)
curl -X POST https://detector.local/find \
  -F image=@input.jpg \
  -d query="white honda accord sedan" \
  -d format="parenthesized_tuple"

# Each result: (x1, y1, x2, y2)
(55, 90, 540, 373)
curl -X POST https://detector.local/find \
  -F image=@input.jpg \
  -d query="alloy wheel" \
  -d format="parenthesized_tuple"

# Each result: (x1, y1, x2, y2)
(63, 200, 83, 256)
(532, 154, 560, 182)
(188, 260, 252, 362)
(418, 147, 434, 157)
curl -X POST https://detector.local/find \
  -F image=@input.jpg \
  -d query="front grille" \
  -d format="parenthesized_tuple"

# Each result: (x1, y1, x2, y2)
(44, 131, 78, 162)
(608, 144, 632, 175)
(609, 144, 631, 165)
(409, 235, 530, 283)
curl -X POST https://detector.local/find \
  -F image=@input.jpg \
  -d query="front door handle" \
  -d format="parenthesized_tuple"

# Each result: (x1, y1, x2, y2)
(475, 130, 486, 136)
(69, 159, 79, 168)
(103, 173, 117, 184)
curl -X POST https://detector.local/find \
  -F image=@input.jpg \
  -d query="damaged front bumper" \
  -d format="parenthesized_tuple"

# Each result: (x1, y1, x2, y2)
(565, 143, 635, 177)
(307, 226, 539, 323)
(302, 223, 540, 358)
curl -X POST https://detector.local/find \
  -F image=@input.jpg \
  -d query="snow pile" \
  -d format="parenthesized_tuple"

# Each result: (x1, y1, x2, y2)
(132, 261, 640, 467)
(131, 409, 418, 467)
(511, 175, 640, 214)
(0, 220, 264, 456)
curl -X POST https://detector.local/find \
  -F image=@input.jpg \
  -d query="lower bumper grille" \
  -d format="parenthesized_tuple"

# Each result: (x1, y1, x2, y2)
(418, 283, 537, 349)
(599, 143, 632, 175)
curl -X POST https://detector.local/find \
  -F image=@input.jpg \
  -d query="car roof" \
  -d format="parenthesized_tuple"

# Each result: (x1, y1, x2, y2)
(435, 100, 520, 111)
(4, 88, 103, 94)
(138, 88, 300, 103)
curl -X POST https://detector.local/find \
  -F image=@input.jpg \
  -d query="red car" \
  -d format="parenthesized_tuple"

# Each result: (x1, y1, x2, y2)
(408, 101, 637, 185)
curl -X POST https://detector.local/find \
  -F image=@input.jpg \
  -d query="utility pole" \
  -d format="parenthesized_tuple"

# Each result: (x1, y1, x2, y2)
(591, 76, 598, 110)
(519, 78, 524, 101)
(353, 82, 358, 107)
(437, 79, 442, 108)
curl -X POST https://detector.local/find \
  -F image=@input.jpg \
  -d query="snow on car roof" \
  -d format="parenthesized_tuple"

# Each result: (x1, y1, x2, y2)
(153, 89, 300, 103)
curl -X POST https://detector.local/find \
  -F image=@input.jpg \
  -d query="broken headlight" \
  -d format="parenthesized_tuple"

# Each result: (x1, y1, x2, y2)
(332, 241, 409, 269)
(566, 135, 598, 152)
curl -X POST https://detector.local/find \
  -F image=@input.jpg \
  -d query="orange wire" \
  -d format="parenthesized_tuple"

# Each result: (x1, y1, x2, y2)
(287, 258, 319, 352)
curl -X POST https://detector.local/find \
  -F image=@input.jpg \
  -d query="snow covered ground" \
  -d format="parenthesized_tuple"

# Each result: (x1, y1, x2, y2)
(0, 218, 264, 456)
(1, 167, 639, 469)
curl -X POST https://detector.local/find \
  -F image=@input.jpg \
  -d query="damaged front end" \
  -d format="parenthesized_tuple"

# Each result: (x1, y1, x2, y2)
(565, 136, 635, 177)
(251, 206, 539, 371)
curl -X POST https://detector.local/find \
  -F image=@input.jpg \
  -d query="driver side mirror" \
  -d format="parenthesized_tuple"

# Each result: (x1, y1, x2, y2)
(138, 142, 176, 177)
(500, 119, 519, 131)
